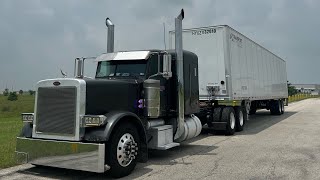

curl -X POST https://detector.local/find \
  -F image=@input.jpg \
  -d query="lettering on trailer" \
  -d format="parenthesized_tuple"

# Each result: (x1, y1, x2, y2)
(192, 29, 216, 35)
(230, 33, 243, 47)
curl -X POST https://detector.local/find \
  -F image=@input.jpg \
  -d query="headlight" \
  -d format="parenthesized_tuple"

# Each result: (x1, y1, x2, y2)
(21, 113, 34, 123)
(82, 115, 107, 127)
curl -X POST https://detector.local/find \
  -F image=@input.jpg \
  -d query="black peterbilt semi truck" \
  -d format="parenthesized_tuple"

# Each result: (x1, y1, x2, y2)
(16, 9, 288, 178)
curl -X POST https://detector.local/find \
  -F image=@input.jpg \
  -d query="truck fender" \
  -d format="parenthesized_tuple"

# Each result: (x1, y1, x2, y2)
(84, 111, 148, 162)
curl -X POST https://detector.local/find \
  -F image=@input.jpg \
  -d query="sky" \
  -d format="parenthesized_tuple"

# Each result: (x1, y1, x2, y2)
(0, 0, 320, 91)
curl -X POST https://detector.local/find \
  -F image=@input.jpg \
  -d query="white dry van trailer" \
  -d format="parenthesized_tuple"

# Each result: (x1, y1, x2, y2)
(16, 10, 288, 178)
(170, 25, 288, 132)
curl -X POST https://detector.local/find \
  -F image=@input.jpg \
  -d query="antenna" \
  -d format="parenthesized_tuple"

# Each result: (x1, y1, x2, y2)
(60, 69, 67, 78)
(163, 22, 166, 50)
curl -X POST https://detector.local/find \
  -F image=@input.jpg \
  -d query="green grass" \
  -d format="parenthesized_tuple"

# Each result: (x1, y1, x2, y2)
(0, 95, 34, 169)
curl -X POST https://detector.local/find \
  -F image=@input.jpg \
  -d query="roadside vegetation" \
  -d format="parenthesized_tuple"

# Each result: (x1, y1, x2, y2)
(288, 93, 319, 103)
(0, 94, 34, 169)
(286, 82, 319, 103)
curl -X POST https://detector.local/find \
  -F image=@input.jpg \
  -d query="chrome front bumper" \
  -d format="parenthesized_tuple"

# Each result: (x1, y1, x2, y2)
(16, 137, 108, 173)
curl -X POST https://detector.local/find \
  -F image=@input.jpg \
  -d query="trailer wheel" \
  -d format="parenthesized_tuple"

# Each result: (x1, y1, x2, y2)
(280, 100, 285, 114)
(222, 107, 236, 135)
(249, 108, 256, 115)
(270, 100, 281, 115)
(249, 101, 256, 115)
(234, 107, 245, 132)
(106, 123, 140, 178)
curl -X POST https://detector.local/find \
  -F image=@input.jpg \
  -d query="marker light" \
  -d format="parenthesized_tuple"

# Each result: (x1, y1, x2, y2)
(138, 99, 144, 109)
(82, 115, 107, 127)
(21, 113, 34, 123)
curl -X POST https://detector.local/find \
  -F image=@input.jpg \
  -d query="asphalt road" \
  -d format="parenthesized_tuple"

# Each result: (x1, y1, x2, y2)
(1, 98, 320, 180)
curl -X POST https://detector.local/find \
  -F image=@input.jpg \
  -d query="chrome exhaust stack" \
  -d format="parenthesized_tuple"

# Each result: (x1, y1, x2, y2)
(174, 9, 185, 141)
(73, 18, 114, 78)
(74, 58, 84, 78)
(105, 18, 114, 53)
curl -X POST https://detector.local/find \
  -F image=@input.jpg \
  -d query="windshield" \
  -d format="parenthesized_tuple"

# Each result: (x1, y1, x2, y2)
(96, 60, 147, 78)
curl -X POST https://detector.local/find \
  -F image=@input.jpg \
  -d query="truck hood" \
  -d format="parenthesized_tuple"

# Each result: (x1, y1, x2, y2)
(85, 79, 141, 115)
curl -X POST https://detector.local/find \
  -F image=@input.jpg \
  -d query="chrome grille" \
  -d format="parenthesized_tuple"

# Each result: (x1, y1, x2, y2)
(36, 87, 77, 135)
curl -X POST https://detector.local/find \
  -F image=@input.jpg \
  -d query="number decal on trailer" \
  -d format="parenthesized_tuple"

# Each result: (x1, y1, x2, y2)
(192, 29, 216, 35)
(230, 33, 243, 47)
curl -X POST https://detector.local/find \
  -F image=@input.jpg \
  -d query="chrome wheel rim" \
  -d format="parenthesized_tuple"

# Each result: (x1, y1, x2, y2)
(230, 112, 235, 129)
(239, 111, 244, 126)
(117, 133, 138, 167)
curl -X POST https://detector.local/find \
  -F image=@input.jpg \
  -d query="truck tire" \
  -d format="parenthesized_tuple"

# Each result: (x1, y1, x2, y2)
(249, 101, 256, 115)
(234, 107, 245, 132)
(207, 107, 222, 127)
(280, 100, 285, 114)
(106, 123, 140, 178)
(221, 107, 236, 135)
(249, 108, 256, 115)
(270, 100, 281, 115)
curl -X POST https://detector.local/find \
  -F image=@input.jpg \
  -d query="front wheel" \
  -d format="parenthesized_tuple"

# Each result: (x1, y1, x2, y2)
(106, 123, 140, 178)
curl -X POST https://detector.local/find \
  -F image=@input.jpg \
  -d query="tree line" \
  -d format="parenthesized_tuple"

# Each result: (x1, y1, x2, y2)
(2, 88, 35, 101)
(1, 82, 300, 101)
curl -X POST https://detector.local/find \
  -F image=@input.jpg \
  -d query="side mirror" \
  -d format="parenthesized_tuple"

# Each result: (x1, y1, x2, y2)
(162, 54, 172, 79)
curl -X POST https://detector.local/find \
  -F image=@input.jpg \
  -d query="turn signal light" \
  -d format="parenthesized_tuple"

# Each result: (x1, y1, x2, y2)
(82, 115, 107, 127)
(21, 113, 34, 123)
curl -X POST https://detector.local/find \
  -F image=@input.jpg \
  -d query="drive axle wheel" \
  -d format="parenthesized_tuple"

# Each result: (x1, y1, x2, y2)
(222, 107, 236, 135)
(235, 107, 246, 132)
(106, 123, 140, 178)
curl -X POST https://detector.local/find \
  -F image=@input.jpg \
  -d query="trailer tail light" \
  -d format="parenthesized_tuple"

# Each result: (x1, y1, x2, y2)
(82, 115, 107, 127)
(21, 113, 34, 123)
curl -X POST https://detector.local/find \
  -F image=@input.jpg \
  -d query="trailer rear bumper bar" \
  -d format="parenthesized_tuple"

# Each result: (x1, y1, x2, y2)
(15, 137, 108, 173)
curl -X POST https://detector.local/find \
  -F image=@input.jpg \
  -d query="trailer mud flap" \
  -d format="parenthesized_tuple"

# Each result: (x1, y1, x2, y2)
(211, 122, 227, 130)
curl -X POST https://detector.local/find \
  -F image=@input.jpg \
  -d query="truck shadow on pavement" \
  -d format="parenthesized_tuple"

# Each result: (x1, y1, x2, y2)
(238, 110, 297, 135)
(128, 139, 219, 179)
(200, 111, 297, 136)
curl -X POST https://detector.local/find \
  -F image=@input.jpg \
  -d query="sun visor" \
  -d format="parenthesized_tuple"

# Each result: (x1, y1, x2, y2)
(95, 51, 150, 61)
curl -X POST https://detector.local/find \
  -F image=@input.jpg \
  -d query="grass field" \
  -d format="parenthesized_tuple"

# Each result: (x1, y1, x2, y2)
(0, 95, 34, 169)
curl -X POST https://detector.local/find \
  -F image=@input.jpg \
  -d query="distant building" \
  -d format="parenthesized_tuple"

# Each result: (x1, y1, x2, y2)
(292, 84, 320, 95)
